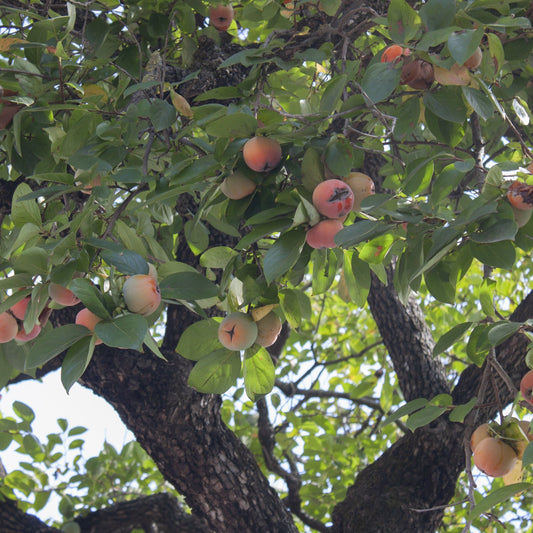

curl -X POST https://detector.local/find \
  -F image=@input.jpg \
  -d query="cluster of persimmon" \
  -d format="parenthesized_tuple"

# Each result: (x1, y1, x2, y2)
(217, 309, 283, 351)
(306, 173, 375, 249)
(0, 266, 161, 346)
(470, 418, 532, 478)
(380, 44, 483, 90)
(220, 136, 282, 200)
(469, 370, 533, 479)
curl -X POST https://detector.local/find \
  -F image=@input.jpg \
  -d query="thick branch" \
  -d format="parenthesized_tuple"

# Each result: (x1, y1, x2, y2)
(75, 493, 208, 533)
(0, 498, 58, 533)
(367, 268, 449, 401)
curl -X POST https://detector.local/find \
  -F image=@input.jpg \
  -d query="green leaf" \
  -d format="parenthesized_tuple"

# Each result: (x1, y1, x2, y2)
(447, 28, 484, 66)
(311, 249, 338, 295)
(68, 278, 112, 319)
(381, 398, 428, 427)
(143, 332, 166, 360)
(320, 75, 347, 114)
(466, 323, 490, 366)
(361, 62, 402, 104)
(12, 401, 35, 422)
(487, 321, 522, 347)
(403, 157, 435, 196)
(324, 137, 354, 177)
(419, 0, 456, 31)
(388, 0, 421, 43)
(11, 183, 41, 228)
(243, 347, 275, 401)
(468, 483, 533, 521)
(101, 249, 148, 275)
(200, 247, 238, 269)
(433, 322, 473, 356)
(205, 113, 257, 138)
(522, 442, 533, 467)
(25, 325, 90, 369)
(470, 218, 517, 244)
(187, 349, 241, 394)
(149, 99, 177, 131)
(94, 315, 148, 349)
(425, 109, 464, 147)
(263, 229, 306, 285)
(160, 272, 219, 301)
(335, 220, 389, 248)
(449, 396, 477, 423)
(301, 147, 325, 192)
(176, 319, 222, 361)
(279, 288, 311, 329)
(462, 87, 494, 121)
(61, 337, 95, 393)
(406, 405, 447, 431)
(470, 240, 516, 270)
(424, 88, 467, 124)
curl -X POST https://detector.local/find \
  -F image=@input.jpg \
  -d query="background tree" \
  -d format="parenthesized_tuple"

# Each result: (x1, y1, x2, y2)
(1, 0, 533, 531)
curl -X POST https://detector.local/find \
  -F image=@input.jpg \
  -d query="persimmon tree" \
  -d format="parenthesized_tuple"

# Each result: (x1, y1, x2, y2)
(1, 0, 533, 531)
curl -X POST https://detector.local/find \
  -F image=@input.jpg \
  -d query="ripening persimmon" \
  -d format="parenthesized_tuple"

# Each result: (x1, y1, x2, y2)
(218, 312, 258, 351)
(243, 137, 282, 173)
(220, 171, 257, 200)
(472, 436, 518, 477)
(470, 423, 492, 452)
(255, 312, 283, 348)
(343, 172, 375, 212)
(123, 274, 161, 316)
(16, 324, 41, 342)
(381, 44, 407, 63)
(463, 47, 482, 69)
(520, 369, 533, 406)
(507, 180, 533, 211)
(209, 3, 234, 31)
(0, 312, 18, 343)
(312, 179, 354, 219)
(401, 58, 434, 90)
(10, 296, 30, 320)
(75, 307, 103, 345)
(48, 282, 80, 307)
(305, 218, 344, 249)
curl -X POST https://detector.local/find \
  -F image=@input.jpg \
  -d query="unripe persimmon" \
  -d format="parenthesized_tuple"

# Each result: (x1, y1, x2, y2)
(463, 47, 482, 69)
(75, 307, 103, 345)
(218, 312, 258, 351)
(0, 312, 18, 343)
(343, 172, 375, 212)
(312, 179, 354, 219)
(209, 4, 234, 31)
(472, 437, 518, 477)
(470, 423, 492, 452)
(381, 44, 406, 63)
(16, 324, 41, 342)
(10, 297, 30, 320)
(520, 369, 533, 406)
(123, 274, 161, 316)
(255, 312, 283, 347)
(48, 282, 80, 307)
(243, 137, 282, 173)
(507, 180, 533, 211)
(305, 219, 344, 249)
(220, 171, 257, 200)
